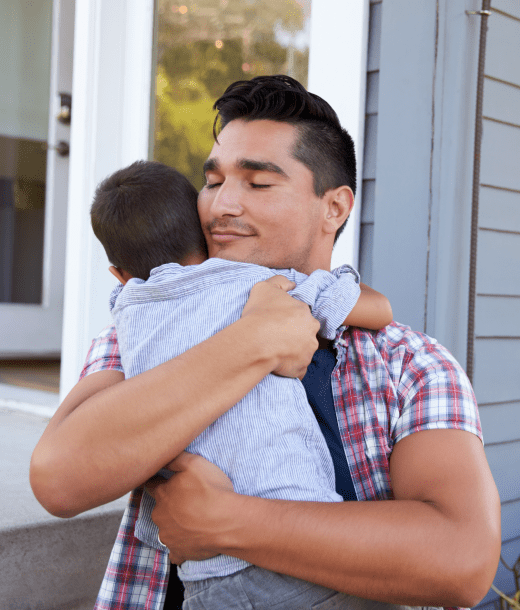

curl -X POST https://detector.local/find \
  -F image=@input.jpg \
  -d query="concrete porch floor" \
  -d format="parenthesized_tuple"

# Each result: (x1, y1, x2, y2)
(0, 374, 128, 610)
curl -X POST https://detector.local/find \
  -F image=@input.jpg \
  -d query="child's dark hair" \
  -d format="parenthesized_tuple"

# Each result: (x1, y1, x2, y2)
(213, 75, 356, 243)
(91, 161, 206, 280)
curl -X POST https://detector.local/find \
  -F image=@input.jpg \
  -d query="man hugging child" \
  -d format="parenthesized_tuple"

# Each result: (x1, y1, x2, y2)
(91, 160, 392, 610)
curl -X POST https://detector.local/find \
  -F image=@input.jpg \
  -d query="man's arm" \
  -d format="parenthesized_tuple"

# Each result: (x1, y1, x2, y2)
(30, 276, 320, 518)
(148, 429, 500, 608)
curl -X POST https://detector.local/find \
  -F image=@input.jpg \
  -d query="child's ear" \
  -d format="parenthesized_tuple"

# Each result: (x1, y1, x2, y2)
(109, 266, 133, 285)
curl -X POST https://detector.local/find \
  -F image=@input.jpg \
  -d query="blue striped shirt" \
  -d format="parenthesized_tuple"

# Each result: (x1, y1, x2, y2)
(109, 258, 360, 581)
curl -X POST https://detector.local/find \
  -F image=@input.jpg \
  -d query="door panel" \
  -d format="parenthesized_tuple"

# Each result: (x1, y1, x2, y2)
(0, 0, 74, 356)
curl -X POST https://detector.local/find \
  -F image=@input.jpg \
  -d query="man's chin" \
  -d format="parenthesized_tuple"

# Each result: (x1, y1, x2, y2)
(209, 250, 276, 268)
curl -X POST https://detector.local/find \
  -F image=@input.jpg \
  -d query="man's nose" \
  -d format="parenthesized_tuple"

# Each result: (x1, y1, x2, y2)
(210, 181, 243, 216)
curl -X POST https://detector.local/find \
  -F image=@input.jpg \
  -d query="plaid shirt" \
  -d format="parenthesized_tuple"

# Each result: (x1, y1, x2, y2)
(82, 321, 482, 610)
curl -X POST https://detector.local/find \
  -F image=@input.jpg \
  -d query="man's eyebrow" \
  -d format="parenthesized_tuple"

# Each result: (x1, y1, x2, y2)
(237, 159, 289, 178)
(203, 158, 219, 174)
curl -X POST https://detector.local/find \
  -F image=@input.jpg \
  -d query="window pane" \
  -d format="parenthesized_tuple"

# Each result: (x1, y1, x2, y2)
(153, 0, 312, 190)
(0, 0, 53, 304)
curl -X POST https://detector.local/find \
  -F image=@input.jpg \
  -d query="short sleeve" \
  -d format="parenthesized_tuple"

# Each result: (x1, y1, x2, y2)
(79, 323, 123, 379)
(394, 340, 482, 445)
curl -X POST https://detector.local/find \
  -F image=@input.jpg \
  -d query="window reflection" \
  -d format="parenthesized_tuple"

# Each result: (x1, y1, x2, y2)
(153, 0, 311, 190)
(0, 0, 52, 304)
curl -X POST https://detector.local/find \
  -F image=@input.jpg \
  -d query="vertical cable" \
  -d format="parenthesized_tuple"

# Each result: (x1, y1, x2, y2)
(466, 0, 491, 384)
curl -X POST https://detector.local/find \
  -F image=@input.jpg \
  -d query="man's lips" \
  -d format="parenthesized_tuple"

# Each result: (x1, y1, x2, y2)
(210, 231, 254, 242)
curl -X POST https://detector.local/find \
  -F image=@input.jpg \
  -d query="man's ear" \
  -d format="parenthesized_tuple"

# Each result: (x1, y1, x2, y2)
(109, 266, 133, 285)
(322, 186, 354, 236)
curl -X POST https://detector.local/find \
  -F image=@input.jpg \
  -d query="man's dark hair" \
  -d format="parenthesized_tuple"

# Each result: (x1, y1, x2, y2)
(213, 75, 356, 243)
(91, 161, 206, 280)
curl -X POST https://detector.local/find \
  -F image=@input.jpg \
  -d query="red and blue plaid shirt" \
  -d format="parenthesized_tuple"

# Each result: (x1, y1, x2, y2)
(82, 321, 482, 610)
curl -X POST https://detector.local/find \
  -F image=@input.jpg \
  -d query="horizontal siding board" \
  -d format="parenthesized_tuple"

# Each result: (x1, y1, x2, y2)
(473, 338, 520, 404)
(484, 440, 520, 503)
(363, 114, 378, 180)
(366, 71, 380, 115)
(479, 185, 520, 234)
(359, 223, 374, 285)
(502, 499, 520, 543)
(476, 537, 520, 607)
(475, 296, 520, 337)
(491, 0, 520, 21)
(485, 11, 520, 87)
(480, 120, 520, 192)
(479, 401, 520, 444)
(367, 2, 382, 72)
(483, 77, 520, 128)
(361, 179, 375, 223)
(476, 230, 520, 296)
(475, 601, 497, 610)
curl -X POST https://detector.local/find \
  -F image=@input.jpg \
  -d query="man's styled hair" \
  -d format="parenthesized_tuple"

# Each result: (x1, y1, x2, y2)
(91, 161, 206, 280)
(213, 75, 357, 243)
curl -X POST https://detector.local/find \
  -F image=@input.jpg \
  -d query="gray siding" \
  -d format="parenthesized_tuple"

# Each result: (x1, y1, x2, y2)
(474, 3, 520, 607)
(360, 1, 520, 606)
(358, 0, 382, 286)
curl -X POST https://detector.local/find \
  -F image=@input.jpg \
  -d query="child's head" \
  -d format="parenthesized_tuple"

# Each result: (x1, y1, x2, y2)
(91, 161, 207, 280)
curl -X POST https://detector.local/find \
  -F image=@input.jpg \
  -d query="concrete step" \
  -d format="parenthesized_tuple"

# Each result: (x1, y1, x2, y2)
(1, 407, 128, 610)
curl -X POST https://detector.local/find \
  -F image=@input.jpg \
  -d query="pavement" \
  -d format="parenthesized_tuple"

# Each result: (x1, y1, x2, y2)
(0, 386, 128, 610)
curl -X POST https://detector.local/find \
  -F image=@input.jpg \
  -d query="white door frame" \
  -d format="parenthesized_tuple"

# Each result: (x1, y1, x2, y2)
(60, 0, 155, 398)
(308, 0, 369, 271)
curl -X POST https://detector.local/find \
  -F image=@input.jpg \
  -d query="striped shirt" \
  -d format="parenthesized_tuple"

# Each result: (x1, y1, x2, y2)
(110, 258, 360, 581)
(83, 270, 482, 610)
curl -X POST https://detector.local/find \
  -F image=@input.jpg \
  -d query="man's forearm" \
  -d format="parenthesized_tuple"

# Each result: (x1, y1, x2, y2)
(218, 495, 489, 607)
(31, 318, 279, 516)
(31, 276, 320, 517)
(218, 432, 499, 607)
(151, 431, 500, 608)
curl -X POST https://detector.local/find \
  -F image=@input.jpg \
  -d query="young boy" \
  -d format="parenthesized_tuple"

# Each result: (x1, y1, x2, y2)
(91, 160, 392, 609)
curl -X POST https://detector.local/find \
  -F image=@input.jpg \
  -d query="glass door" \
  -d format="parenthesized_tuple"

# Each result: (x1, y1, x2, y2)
(0, 0, 74, 357)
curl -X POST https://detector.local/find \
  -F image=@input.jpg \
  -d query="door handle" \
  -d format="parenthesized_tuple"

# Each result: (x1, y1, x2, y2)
(43, 141, 70, 157)
(56, 92, 72, 125)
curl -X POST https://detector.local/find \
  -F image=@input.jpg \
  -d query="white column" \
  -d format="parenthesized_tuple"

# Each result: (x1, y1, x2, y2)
(60, 0, 155, 400)
(308, 0, 369, 270)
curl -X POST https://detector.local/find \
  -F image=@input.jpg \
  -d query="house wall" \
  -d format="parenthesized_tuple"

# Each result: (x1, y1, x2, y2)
(358, 0, 381, 287)
(359, 1, 520, 606)
(473, 1, 520, 607)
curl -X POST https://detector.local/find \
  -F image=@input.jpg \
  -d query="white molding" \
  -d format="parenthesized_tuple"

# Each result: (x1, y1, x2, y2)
(60, 0, 155, 400)
(308, 0, 369, 271)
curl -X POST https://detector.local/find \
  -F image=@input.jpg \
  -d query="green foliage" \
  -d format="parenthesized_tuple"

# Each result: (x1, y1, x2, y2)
(154, 66, 215, 190)
(153, 0, 310, 190)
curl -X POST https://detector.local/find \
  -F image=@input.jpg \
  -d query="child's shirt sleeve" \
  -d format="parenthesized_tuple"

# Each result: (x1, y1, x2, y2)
(287, 264, 361, 339)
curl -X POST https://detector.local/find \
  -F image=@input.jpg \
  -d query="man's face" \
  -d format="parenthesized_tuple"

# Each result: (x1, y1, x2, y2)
(197, 119, 329, 274)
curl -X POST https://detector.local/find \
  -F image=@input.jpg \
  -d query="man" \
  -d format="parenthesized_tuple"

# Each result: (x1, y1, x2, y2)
(30, 76, 500, 610)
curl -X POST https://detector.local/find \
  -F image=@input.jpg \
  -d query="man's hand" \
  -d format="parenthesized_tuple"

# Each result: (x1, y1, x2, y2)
(242, 275, 320, 379)
(31, 276, 320, 517)
(146, 452, 236, 565)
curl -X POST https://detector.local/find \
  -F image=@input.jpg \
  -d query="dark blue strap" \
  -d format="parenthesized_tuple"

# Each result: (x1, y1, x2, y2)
(301, 344, 357, 501)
